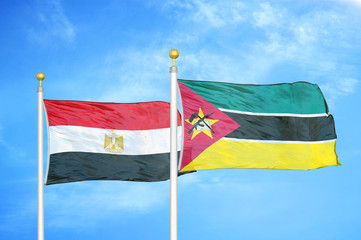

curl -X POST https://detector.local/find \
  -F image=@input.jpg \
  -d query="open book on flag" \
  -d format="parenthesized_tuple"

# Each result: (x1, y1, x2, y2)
(44, 100, 188, 185)
(177, 79, 340, 172)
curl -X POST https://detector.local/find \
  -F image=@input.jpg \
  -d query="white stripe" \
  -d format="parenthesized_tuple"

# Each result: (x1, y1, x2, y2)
(222, 137, 336, 144)
(49, 125, 182, 155)
(219, 108, 329, 118)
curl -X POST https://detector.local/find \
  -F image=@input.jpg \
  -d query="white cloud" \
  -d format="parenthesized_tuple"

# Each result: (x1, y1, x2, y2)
(167, 1, 360, 92)
(51, 1, 360, 106)
(245, 3, 361, 92)
(253, 2, 283, 28)
(293, 26, 316, 45)
(320, 78, 359, 108)
(93, 47, 171, 103)
(192, 0, 245, 27)
(322, 77, 358, 91)
(178, 50, 266, 84)
(164, 0, 246, 28)
(27, 0, 75, 45)
(45, 181, 169, 228)
(332, 0, 361, 7)
(338, 78, 358, 93)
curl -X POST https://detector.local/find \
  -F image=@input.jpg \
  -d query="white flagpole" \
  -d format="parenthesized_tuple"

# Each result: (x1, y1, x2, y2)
(37, 72, 45, 240)
(169, 49, 179, 240)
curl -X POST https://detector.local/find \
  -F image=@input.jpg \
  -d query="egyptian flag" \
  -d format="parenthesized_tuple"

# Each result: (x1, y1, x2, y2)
(44, 100, 184, 185)
(178, 79, 340, 172)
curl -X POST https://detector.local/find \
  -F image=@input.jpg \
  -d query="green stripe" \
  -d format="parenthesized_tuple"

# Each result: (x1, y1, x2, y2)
(178, 79, 329, 114)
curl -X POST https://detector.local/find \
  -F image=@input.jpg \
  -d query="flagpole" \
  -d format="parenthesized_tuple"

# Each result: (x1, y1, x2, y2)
(169, 49, 179, 240)
(37, 72, 45, 240)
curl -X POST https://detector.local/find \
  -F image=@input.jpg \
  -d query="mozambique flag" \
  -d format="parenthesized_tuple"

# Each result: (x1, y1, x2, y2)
(44, 100, 187, 185)
(177, 79, 340, 172)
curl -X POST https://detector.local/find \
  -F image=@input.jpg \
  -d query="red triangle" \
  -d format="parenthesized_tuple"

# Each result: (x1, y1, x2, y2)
(178, 82, 240, 170)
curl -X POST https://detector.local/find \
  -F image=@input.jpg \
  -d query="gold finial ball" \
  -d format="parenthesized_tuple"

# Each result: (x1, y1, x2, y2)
(169, 49, 179, 60)
(36, 72, 45, 81)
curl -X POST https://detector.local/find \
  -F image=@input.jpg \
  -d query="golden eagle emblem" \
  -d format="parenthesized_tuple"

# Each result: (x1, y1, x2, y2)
(104, 130, 124, 154)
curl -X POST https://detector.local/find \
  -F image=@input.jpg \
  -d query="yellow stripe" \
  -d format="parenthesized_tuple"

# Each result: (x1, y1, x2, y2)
(181, 140, 340, 171)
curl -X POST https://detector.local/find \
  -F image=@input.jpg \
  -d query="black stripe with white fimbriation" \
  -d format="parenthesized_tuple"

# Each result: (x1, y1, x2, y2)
(223, 112, 336, 141)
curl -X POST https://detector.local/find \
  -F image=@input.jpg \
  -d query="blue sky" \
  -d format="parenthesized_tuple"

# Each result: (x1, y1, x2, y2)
(1, 0, 361, 239)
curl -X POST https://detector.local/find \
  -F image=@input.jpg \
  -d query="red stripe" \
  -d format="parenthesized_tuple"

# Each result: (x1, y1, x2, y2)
(44, 100, 181, 130)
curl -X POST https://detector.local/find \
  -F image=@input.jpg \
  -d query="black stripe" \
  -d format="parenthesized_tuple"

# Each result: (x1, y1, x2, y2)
(46, 152, 192, 185)
(224, 112, 336, 141)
